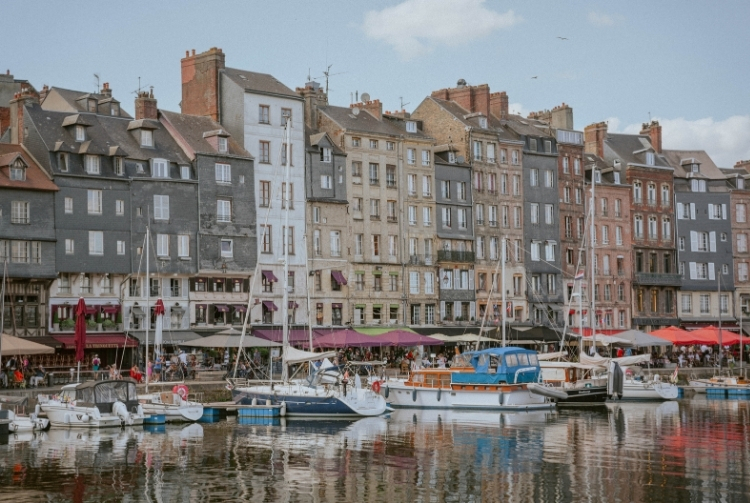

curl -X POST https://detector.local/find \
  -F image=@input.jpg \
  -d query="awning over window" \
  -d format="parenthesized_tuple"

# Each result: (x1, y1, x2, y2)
(331, 270, 347, 285)
(262, 301, 278, 311)
(288, 301, 299, 309)
(131, 307, 145, 316)
(170, 306, 185, 313)
(51, 334, 138, 349)
(262, 270, 278, 282)
(233, 305, 248, 313)
(102, 305, 121, 314)
(214, 304, 230, 313)
(332, 303, 343, 309)
(84, 306, 98, 315)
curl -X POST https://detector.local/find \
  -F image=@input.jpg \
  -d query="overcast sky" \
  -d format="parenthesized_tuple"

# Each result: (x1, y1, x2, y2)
(5, 0, 749, 166)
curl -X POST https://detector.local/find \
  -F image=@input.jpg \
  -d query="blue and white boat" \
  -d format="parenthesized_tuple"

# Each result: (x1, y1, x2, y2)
(382, 347, 558, 410)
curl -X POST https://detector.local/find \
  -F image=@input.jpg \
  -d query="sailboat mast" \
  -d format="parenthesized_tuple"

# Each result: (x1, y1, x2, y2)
(145, 225, 150, 391)
(590, 170, 597, 351)
(281, 118, 292, 383)
(0, 260, 6, 359)
(501, 237, 506, 347)
(718, 273, 723, 373)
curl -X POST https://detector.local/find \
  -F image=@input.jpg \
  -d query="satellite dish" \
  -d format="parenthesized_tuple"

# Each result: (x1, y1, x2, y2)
(361, 92, 370, 102)
(352, 108, 360, 116)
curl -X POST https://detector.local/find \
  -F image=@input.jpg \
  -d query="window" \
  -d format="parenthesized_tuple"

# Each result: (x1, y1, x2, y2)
(282, 226, 295, 254)
(425, 272, 434, 294)
(700, 294, 710, 314)
(281, 108, 292, 125)
(545, 241, 556, 261)
(441, 208, 451, 228)
(563, 156, 569, 173)
(407, 148, 416, 165)
(156, 234, 169, 257)
(530, 169, 539, 187)
(514, 206, 521, 228)
(458, 208, 467, 229)
(369, 163, 379, 185)
(633, 182, 642, 203)
(564, 187, 571, 203)
(691, 179, 707, 192)
(501, 174, 508, 194)
(88, 231, 103, 255)
(739, 234, 748, 253)
(221, 239, 233, 257)
(330, 231, 341, 257)
(280, 143, 293, 166)
(487, 143, 496, 163)
(662, 217, 671, 240)
(259, 105, 270, 124)
(473, 141, 482, 161)
(85, 155, 100, 174)
(178, 235, 189, 257)
(141, 129, 153, 147)
(661, 185, 670, 206)
(259, 141, 270, 163)
(476, 236, 485, 259)
(370, 199, 380, 219)
(217, 199, 232, 222)
(410, 272, 419, 294)
(154, 195, 169, 220)
(441, 180, 451, 199)
(488, 173, 497, 194)
(575, 188, 582, 205)
(386, 165, 396, 187)
(723, 263, 730, 275)
(152, 159, 168, 178)
(354, 234, 363, 256)
(87, 190, 102, 215)
(530, 203, 539, 224)
(408, 205, 417, 225)
(260, 225, 272, 253)
(321, 175, 332, 189)
(618, 283, 625, 301)
(372, 235, 380, 257)
(421, 150, 430, 166)
(721, 294, 729, 313)
(387, 200, 397, 222)
(602, 225, 609, 244)
(530, 241, 541, 261)
(615, 199, 622, 217)
(75, 125, 85, 141)
(215, 163, 231, 183)
(647, 184, 657, 205)
(422, 175, 432, 197)
(740, 263, 749, 282)
(499, 149, 508, 163)
(488, 205, 497, 227)
(529, 138, 538, 151)
(634, 215, 643, 238)
(385, 141, 395, 151)
(65, 239, 74, 255)
(545, 170, 554, 188)
(64, 197, 73, 214)
(616, 226, 623, 246)
(738, 204, 747, 223)
(11, 201, 29, 224)
(614, 172, 621, 184)
(512, 150, 519, 165)
(545, 204, 554, 225)
(457, 181, 467, 200)
(259, 180, 271, 207)
(115, 199, 124, 216)
(476, 204, 484, 225)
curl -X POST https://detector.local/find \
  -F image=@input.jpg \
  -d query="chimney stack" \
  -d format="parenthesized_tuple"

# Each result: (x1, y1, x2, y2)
(490, 91, 509, 120)
(640, 120, 662, 153)
(734, 160, 750, 174)
(9, 84, 39, 144)
(296, 81, 328, 129)
(100, 82, 112, 98)
(351, 99, 383, 121)
(181, 47, 225, 121)
(39, 84, 50, 103)
(431, 82, 490, 118)
(584, 122, 608, 158)
(135, 88, 158, 120)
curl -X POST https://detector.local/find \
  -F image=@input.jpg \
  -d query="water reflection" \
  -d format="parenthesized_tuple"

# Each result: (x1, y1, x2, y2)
(1, 400, 750, 502)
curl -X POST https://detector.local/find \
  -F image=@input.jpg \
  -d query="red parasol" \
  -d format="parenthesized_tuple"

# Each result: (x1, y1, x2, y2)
(74, 297, 87, 363)
(691, 326, 743, 346)
(650, 326, 714, 345)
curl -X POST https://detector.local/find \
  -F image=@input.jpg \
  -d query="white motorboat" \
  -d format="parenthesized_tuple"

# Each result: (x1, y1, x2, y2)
(620, 377, 679, 400)
(380, 348, 555, 411)
(1, 395, 50, 432)
(688, 375, 750, 393)
(138, 385, 203, 422)
(39, 379, 145, 428)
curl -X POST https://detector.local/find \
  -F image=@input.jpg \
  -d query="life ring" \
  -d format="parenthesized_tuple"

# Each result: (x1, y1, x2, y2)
(372, 381, 381, 393)
(173, 384, 189, 399)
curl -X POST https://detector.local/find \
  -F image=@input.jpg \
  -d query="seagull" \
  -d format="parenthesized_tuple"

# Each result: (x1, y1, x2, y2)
(531, 76, 538, 79)
(557, 36, 569, 40)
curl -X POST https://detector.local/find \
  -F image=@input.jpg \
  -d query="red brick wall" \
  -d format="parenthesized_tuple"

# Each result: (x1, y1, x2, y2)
(181, 47, 225, 121)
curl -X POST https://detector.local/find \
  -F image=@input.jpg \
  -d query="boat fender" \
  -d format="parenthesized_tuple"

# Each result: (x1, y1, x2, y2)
(266, 399, 272, 406)
(64, 413, 70, 424)
(280, 402, 287, 417)
(81, 413, 90, 422)
(113, 401, 129, 423)
(412, 389, 417, 402)
(251, 398, 258, 406)
(437, 387, 442, 402)
(384, 386, 390, 399)
(372, 381, 381, 394)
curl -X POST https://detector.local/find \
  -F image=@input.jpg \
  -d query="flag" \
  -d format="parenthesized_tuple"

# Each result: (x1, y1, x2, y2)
(574, 271, 585, 281)
(671, 366, 679, 383)
(154, 298, 165, 348)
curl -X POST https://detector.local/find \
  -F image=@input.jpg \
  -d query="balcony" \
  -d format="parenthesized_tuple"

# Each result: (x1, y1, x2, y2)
(408, 254, 434, 266)
(387, 216, 398, 223)
(633, 272, 683, 286)
(437, 250, 475, 263)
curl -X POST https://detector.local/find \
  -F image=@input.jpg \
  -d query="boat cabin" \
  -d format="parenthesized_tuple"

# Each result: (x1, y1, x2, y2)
(59, 379, 139, 413)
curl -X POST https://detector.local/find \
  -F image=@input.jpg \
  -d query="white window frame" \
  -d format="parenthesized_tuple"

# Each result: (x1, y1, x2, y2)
(215, 163, 231, 183)
(85, 155, 100, 174)
(141, 129, 153, 147)
(64, 197, 73, 214)
(152, 158, 169, 178)
(178, 235, 189, 258)
(65, 239, 74, 255)
(88, 231, 103, 255)
(156, 234, 169, 257)
(87, 190, 102, 215)
(154, 195, 169, 221)
(220, 239, 233, 257)
(116, 199, 124, 216)
(117, 240, 126, 255)
(217, 199, 232, 222)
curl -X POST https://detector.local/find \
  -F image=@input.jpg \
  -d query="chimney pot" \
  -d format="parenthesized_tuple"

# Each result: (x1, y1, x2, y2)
(192, 49, 196, 56)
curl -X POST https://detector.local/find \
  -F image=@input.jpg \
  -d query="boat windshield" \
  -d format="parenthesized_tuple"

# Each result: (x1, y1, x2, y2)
(517, 353, 529, 365)
(60, 389, 76, 402)
(505, 354, 519, 367)
(95, 381, 130, 404)
(528, 354, 539, 365)
(453, 354, 472, 367)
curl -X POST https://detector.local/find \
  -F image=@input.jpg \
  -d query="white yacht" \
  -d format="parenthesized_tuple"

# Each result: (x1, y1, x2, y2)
(138, 385, 203, 422)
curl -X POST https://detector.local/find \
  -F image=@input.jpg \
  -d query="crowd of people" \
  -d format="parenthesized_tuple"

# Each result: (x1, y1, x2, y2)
(1, 355, 47, 388)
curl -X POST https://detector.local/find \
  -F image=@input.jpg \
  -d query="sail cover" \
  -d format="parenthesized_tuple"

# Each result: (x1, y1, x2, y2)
(283, 346, 337, 366)
(580, 353, 652, 368)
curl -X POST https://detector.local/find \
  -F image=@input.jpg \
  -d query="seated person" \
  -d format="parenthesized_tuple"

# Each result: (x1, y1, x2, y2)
(13, 368, 25, 386)
(30, 366, 46, 387)
(129, 365, 143, 383)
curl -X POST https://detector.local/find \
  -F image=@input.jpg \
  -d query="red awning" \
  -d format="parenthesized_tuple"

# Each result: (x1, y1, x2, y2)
(102, 306, 121, 314)
(331, 270, 348, 285)
(51, 334, 138, 349)
(262, 270, 278, 282)
(288, 301, 299, 309)
(332, 303, 343, 309)
(84, 306, 98, 315)
(233, 305, 248, 313)
(262, 301, 278, 312)
(214, 304, 230, 313)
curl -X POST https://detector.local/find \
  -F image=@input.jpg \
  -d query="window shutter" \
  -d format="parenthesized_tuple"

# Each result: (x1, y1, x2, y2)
(708, 263, 715, 280)
(452, 269, 460, 289)
(708, 204, 714, 219)
(722, 204, 728, 219)
(691, 231, 698, 252)
(468, 271, 475, 290)
(440, 301, 445, 320)
(709, 232, 716, 252)
(690, 203, 696, 219)
(689, 262, 697, 280)
(454, 301, 461, 318)
(677, 202, 683, 219)
(469, 301, 476, 320)
(243, 279, 250, 292)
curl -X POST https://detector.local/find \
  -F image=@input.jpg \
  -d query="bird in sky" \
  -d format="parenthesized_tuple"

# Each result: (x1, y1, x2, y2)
(557, 36, 569, 40)
(531, 76, 538, 79)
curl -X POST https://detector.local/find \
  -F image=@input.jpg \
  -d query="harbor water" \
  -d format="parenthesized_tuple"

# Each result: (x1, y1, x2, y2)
(1, 397, 750, 502)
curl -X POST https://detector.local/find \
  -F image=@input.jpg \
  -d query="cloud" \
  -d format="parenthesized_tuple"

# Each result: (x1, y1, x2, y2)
(588, 11, 615, 26)
(363, 0, 521, 61)
(607, 115, 750, 167)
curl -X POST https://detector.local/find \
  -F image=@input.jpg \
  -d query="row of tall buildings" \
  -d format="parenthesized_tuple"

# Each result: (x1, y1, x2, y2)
(2, 47, 750, 348)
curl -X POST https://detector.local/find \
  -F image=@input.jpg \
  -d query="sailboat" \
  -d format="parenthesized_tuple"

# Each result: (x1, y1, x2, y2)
(136, 226, 204, 422)
(230, 119, 387, 417)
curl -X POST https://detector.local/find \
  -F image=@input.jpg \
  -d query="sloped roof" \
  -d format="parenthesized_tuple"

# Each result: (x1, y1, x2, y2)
(424, 97, 518, 141)
(42, 87, 133, 118)
(318, 105, 402, 137)
(662, 149, 725, 179)
(223, 67, 300, 99)
(504, 114, 555, 139)
(603, 133, 673, 170)
(306, 128, 345, 155)
(159, 109, 251, 158)
(0, 143, 58, 191)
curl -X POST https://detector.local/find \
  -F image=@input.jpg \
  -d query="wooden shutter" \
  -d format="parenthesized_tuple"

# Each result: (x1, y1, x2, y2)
(677, 202, 684, 219)
(689, 262, 697, 280)
(709, 232, 716, 252)
(440, 301, 446, 320)
(708, 204, 715, 219)
(690, 203, 696, 219)
(722, 204, 728, 219)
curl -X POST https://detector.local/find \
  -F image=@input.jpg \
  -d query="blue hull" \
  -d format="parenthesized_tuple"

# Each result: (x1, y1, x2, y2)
(232, 389, 362, 417)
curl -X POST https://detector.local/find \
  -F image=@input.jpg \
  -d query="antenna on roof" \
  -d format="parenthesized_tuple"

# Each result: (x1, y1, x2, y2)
(314, 64, 345, 97)
(94, 73, 100, 93)
(131, 77, 151, 95)
(399, 97, 410, 110)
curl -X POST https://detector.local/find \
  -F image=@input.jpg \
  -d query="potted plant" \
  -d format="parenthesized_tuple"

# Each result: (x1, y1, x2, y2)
(61, 318, 75, 331)
(52, 312, 60, 332)
(116, 312, 123, 331)
(96, 313, 103, 331)
(86, 318, 97, 330)
(102, 318, 115, 331)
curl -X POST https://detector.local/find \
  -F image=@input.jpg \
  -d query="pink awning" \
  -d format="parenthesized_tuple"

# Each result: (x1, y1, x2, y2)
(331, 270, 347, 285)
(214, 304, 230, 313)
(262, 270, 278, 282)
(262, 301, 278, 311)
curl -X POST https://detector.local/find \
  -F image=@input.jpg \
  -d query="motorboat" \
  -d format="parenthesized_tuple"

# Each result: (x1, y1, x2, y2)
(0, 395, 50, 432)
(688, 375, 750, 393)
(39, 379, 145, 428)
(379, 347, 556, 411)
(138, 384, 203, 422)
(621, 376, 679, 400)
(539, 360, 609, 405)
(232, 348, 387, 417)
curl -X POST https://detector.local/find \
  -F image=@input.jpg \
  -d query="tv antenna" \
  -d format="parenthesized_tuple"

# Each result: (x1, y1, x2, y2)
(399, 97, 410, 110)
(131, 77, 151, 95)
(93, 73, 100, 93)
(314, 64, 345, 96)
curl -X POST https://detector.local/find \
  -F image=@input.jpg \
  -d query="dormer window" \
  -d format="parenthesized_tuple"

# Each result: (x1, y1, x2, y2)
(320, 147, 332, 163)
(141, 130, 153, 147)
(613, 172, 621, 184)
(136, 163, 145, 174)
(9, 159, 26, 181)
(478, 117, 487, 128)
(58, 153, 69, 172)
(75, 125, 85, 142)
(113, 157, 123, 176)
(406, 121, 417, 133)
(152, 159, 169, 178)
(738, 178, 745, 189)
(218, 137, 228, 154)
(448, 152, 457, 164)
(88, 99, 97, 112)
(111, 104, 119, 116)
(85, 155, 100, 174)
(594, 170, 602, 183)
(691, 163, 699, 173)
(181, 166, 191, 180)
(646, 152, 655, 165)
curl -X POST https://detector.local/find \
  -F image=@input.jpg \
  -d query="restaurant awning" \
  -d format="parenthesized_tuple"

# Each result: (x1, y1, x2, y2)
(214, 304, 230, 313)
(332, 303, 343, 309)
(102, 305, 121, 314)
(262, 270, 278, 282)
(233, 305, 248, 313)
(51, 334, 138, 349)
(84, 306, 98, 315)
(262, 301, 278, 311)
(331, 270, 347, 285)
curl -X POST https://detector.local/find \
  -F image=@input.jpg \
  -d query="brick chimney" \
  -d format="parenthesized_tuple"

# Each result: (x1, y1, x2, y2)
(490, 91, 509, 119)
(135, 88, 158, 120)
(100, 82, 112, 98)
(735, 160, 750, 174)
(584, 122, 608, 158)
(9, 84, 39, 144)
(296, 81, 328, 129)
(181, 47, 225, 121)
(640, 120, 662, 153)
(431, 82, 490, 118)
(351, 99, 383, 121)
(39, 84, 50, 103)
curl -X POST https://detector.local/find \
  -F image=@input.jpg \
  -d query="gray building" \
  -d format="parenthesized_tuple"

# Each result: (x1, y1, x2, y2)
(664, 150, 735, 328)
(434, 149, 476, 323)
(0, 143, 58, 338)
(505, 116, 564, 327)
(160, 109, 257, 330)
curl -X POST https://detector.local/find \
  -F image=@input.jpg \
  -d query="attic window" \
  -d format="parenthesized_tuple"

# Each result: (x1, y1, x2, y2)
(478, 117, 487, 128)
(58, 153, 69, 172)
(111, 104, 119, 116)
(114, 157, 123, 176)
(141, 130, 153, 147)
(218, 137, 228, 154)
(738, 178, 745, 190)
(320, 147, 332, 163)
(448, 152, 457, 164)
(406, 121, 417, 133)
(646, 152, 655, 165)
(594, 171, 602, 183)
(529, 138, 537, 151)
(88, 99, 96, 112)
(691, 163, 699, 173)
(136, 163, 145, 174)
(75, 125, 85, 142)
(152, 159, 169, 178)
(9, 160, 26, 181)
(613, 172, 621, 184)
